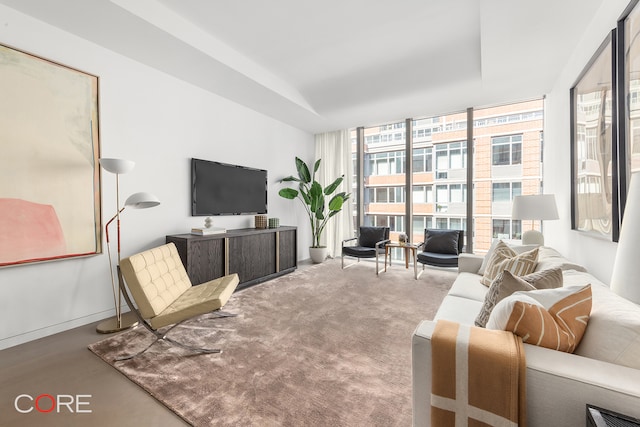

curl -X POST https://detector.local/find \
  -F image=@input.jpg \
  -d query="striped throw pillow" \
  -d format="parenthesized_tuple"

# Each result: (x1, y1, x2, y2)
(486, 284, 592, 353)
(480, 241, 539, 286)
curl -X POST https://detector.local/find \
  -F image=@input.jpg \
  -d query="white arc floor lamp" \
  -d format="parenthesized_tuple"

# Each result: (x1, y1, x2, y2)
(97, 158, 160, 334)
(611, 172, 640, 305)
(511, 194, 559, 245)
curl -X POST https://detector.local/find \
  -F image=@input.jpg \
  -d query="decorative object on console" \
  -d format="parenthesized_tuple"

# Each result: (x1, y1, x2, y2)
(254, 214, 267, 229)
(268, 217, 280, 228)
(480, 241, 539, 286)
(192, 216, 225, 235)
(487, 284, 592, 353)
(279, 157, 350, 262)
(611, 172, 640, 304)
(97, 158, 160, 334)
(511, 194, 559, 245)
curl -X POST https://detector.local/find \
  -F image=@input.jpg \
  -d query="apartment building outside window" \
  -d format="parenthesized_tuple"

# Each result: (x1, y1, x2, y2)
(352, 98, 543, 255)
(492, 135, 522, 166)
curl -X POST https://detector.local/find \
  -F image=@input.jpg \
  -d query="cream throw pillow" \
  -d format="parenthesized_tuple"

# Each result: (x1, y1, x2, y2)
(486, 284, 592, 353)
(475, 268, 563, 327)
(480, 241, 539, 286)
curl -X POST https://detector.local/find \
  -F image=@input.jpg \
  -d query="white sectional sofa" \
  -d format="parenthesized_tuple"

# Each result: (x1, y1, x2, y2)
(412, 245, 640, 427)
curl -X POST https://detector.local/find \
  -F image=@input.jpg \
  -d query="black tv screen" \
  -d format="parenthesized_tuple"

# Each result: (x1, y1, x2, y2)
(191, 158, 267, 216)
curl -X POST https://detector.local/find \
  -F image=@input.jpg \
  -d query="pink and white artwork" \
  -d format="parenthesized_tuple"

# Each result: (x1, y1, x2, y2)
(0, 44, 101, 266)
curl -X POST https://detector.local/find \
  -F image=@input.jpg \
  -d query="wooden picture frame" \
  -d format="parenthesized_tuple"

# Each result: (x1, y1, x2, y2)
(570, 30, 619, 241)
(0, 44, 101, 266)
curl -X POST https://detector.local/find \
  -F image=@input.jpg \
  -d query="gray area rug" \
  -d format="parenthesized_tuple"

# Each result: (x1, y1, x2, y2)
(88, 259, 456, 426)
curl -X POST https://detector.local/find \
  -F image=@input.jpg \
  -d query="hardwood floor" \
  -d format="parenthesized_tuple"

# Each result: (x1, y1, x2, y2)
(0, 320, 189, 427)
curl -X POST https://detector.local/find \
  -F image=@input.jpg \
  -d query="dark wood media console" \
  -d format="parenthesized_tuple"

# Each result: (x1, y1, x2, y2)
(166, 226, 297, 290)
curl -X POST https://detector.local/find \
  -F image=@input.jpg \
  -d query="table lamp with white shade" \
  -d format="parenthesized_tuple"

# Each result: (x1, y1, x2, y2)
(511, 194, 559, 245)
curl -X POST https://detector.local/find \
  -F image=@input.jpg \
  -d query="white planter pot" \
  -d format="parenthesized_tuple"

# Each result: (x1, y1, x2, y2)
(309, 247, 328, 264)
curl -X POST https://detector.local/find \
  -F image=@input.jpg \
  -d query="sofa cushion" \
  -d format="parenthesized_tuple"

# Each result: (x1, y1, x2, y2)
(486, 284, 592, 353)
(480, 241, 539, 286)
(478, 240, 539, 275)
(569, 272, 640, 369)
(475, 268, 563, 327)
(534, 246, 587, 273)
(434, 295, 484, 326)
(423, 229, 460, 255)
(448, 272, 491, 302)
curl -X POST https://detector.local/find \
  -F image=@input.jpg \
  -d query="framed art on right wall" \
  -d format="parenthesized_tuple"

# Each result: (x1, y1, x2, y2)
(618, 0, 640, 223)
(570, 29, 619, 241)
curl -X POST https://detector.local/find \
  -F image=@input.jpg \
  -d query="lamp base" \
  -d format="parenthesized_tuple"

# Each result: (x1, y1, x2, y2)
(522, 229, 544, 246)
(96, 311, 139, 334)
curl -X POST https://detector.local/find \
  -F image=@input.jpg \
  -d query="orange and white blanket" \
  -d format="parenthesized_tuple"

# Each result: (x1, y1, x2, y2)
(431, 320, 526, 426)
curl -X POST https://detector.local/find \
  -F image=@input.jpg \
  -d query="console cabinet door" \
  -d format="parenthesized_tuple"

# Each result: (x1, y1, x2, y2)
(228, 232, 277, 283)
(278, 229, 297, 271)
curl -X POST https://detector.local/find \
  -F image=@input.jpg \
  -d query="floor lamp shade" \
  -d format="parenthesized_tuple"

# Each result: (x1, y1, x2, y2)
(611, 173, 640, 305)
(99, 158, 135, 174)
(125, 192, 161, 209)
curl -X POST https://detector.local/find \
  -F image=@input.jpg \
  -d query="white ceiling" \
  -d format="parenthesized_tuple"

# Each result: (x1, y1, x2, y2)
(0, 0, 606, 133)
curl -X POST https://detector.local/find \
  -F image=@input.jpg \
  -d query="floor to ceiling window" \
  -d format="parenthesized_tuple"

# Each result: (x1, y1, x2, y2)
(361, 121, 407, 241)
(351, 98, 544, 255)
(472, 100, 544, 252)
(412, 112, 468, 246)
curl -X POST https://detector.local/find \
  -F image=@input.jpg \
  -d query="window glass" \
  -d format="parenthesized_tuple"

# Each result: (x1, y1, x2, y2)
(357, 99, 543, 255)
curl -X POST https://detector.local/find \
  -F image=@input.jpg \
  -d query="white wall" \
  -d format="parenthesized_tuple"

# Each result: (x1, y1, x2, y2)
(544, 0, 629, 283)
(0, 5, 314, 349)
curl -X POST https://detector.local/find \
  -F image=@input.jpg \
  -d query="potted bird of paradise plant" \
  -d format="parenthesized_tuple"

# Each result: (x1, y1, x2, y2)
(279, 157, 350, 263)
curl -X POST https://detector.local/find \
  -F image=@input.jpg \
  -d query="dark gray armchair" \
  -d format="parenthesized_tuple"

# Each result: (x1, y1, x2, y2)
(341, 226, 390, 274)
(416, 229, 464, 270)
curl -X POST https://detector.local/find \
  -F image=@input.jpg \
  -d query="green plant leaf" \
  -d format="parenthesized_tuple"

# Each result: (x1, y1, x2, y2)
(278, 188, 298, 199)
(299, 183, 311, 205)
(328, 194, 344, 211)
(313, 159, 321, 174)
(280, 175, 300, 183)
(324, 175, 344, 195)
(309, 181, 323, 213)
(295, 157, 311, 183)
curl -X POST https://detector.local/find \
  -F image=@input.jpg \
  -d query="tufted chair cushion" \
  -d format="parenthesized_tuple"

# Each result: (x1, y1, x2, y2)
(120, 242, 240, 329)
(120, 243, 192, 319)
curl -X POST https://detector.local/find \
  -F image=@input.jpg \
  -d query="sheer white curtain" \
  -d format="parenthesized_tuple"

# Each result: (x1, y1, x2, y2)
(315, 129, 354, 257)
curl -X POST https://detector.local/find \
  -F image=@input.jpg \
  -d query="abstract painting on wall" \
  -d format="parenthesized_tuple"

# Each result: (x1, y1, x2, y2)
(0, 44, 101, 266)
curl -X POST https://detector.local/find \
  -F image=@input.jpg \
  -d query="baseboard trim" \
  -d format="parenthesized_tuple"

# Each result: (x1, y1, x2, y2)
(0, 306, 128, 350)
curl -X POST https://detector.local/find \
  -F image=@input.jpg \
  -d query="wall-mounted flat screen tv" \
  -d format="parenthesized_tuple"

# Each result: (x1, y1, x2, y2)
(191, 158, 267, 216)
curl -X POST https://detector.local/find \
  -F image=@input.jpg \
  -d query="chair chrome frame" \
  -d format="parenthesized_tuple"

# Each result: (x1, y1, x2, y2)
(341, 236, 390, 275)
(115, 267, 236, 361)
